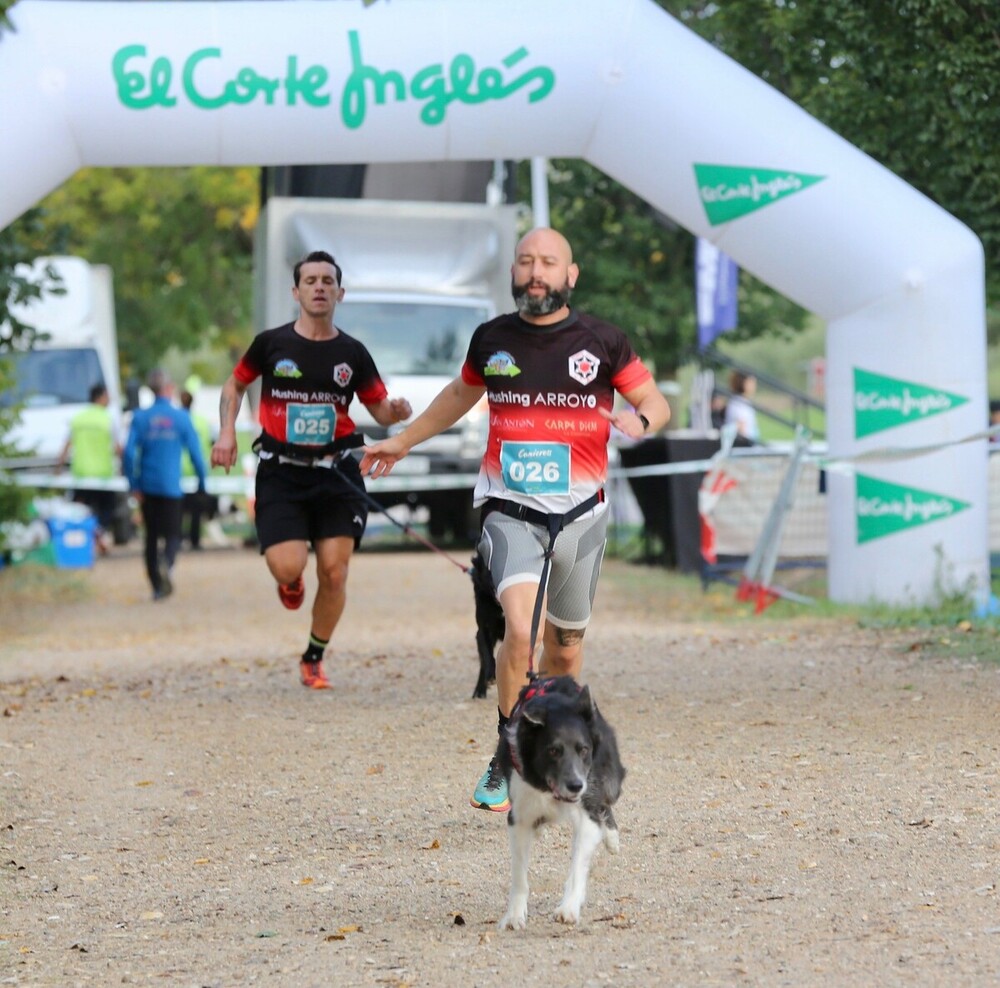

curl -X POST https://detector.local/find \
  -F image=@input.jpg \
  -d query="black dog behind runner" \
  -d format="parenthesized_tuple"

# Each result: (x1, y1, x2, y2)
(470, 552, 503, 699)
(495, 675, 626, 929)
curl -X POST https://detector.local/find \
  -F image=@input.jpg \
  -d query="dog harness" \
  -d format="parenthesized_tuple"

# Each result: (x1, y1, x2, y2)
(483, 489, 605, 677)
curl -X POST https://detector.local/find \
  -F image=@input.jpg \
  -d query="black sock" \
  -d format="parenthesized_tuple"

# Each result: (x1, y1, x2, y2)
(497, 708, 510, 736)
(302, 633, 328, 664)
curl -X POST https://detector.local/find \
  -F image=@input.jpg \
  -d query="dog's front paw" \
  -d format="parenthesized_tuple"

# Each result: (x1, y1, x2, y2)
(603, 827, 620, 855)
(499, 891, 528, 931)
(553, 901, 582, 925)
(498, 907, 528, 931)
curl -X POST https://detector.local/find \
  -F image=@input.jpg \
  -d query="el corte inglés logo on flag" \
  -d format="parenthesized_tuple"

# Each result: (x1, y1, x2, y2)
(694, 164, 825, 226)
(854, 368, 968, 439)
(855, 473, 969, 544)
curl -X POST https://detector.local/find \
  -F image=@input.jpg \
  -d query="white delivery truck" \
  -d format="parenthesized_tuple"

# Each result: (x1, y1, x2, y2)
(2, 255, 134, 542)
(255, 197, 523, 540)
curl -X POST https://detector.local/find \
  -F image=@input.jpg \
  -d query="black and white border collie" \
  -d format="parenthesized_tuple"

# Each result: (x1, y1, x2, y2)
(495, 675, 626, 929)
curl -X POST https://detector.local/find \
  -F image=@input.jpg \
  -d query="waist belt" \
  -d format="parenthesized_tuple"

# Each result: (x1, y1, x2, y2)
(482, 488, 604, 530)
(253, 430, 363, 464)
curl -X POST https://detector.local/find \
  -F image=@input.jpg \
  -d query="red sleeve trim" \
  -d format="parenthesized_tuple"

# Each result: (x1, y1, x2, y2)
(233, 358, 258, 386)
(461, 360, 484, 387)
(357, 380, 389, 405)
(611, 357, 652, 394)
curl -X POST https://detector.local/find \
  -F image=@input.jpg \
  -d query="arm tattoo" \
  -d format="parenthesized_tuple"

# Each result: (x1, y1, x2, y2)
(220, 391, 237, 429)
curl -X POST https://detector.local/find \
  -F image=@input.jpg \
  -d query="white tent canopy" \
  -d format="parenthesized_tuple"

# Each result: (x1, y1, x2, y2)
(0, 0, 988, 605)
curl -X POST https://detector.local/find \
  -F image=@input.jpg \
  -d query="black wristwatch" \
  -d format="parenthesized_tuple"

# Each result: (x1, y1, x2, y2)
(638, 413, 650, 433)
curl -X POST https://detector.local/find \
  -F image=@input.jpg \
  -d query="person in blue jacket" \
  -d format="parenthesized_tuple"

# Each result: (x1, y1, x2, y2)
(123, 368, 208, 600)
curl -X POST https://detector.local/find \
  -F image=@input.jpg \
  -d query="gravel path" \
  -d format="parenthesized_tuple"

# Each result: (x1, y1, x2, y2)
(2, 547, 999, 987)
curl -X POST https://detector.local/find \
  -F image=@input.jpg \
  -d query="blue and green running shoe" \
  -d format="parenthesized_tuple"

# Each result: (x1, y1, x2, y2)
(470, 754, 510, 812)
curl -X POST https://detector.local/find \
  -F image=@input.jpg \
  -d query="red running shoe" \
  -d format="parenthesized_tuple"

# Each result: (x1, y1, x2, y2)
(277, 576, 305, 610)
(300, 660, 331, 690)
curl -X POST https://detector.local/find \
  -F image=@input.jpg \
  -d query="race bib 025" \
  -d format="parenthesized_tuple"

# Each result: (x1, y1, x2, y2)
(286, 403, 336, 445)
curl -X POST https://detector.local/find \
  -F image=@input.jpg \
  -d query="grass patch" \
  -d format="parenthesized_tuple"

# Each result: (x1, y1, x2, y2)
(890, 625, 1000, 664)
(601, 548, 1000, 665)
(852, 583, 1000, 665)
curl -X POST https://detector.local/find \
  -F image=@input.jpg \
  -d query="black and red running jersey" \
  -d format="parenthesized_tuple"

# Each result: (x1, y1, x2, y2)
(234, 322, 387, 447)
(461, 311, 652, 512)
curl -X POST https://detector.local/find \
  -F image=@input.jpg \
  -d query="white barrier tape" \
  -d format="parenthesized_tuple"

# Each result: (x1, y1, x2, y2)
(608, 457, 720, 480)
(7, 473, 249, 495)
(812, 425, 1000, 476)
(610, 425, 1000, 482)
(2, 454, 813, 495)
(10, 425, 998, 494)
(6, 471, 485, 496)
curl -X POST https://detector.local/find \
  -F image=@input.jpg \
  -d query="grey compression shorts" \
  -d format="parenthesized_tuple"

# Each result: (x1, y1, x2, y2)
(477, 504, 609, 630)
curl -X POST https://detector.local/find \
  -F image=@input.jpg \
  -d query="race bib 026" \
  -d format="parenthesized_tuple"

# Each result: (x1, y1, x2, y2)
(286, 403, 336, 445)
(499, 441, 571, 495)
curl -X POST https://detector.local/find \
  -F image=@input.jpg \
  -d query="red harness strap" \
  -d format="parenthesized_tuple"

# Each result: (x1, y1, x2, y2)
(506, 676, 582, 778)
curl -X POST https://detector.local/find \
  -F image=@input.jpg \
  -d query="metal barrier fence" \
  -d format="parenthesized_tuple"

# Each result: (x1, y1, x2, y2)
(698, 446, 1000, 565)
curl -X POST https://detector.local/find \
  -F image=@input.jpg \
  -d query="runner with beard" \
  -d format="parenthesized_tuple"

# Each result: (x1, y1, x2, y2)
(360, 227, 670, 811)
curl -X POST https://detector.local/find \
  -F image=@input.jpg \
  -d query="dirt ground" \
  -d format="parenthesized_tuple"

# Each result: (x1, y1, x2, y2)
(2, 544, 999, 988)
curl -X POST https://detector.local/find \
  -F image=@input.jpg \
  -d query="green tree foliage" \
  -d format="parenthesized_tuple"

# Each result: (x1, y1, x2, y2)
(34, 167, 259, 380)
(0, 208, 68, 352)
(661, 0, 1000, 341)
(0, 359, 34, 541)
(0, 207, 69, 537)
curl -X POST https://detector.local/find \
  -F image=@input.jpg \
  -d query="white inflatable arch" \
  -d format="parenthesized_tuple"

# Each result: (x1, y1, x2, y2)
(0, 0, 988, 606)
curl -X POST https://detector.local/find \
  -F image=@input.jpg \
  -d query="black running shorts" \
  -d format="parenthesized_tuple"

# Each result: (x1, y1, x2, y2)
(254, 454, 368, 552)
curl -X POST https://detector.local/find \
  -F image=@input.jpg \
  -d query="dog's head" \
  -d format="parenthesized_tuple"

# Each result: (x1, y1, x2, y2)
(515, 687, 598, 803)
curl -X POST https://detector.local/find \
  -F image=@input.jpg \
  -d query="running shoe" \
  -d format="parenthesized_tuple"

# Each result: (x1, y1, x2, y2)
(300, 659, 332, 690)
(154, 564, 173, 600)
(470, 754, 510, 812)
(277, 576, 305, 610)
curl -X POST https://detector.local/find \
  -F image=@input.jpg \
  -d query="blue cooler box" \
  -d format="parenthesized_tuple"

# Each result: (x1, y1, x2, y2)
(47, 516, 97, 568)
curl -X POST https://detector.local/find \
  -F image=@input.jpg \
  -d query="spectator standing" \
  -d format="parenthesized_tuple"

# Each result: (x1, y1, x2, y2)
(180, 388, 215, 549)
(57, 382, 120, 553)
(709, 390, 728, 430)
(724, 370, 760, 442)
(123, 369, 207, 600)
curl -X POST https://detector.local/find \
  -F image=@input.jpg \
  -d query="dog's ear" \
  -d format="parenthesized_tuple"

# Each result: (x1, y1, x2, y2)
(522, 700, 548, 727)
(577, 684, 595, 720)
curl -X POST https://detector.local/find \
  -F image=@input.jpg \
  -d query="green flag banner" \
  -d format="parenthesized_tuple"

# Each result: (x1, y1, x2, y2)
(854, 368, 968, 438)
(856, 473, 969, 544)
(694, 163, 825, 226)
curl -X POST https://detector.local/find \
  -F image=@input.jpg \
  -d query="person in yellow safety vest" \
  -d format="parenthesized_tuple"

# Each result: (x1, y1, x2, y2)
(57, 382, 121, 554)
(180, 388, 216, 550)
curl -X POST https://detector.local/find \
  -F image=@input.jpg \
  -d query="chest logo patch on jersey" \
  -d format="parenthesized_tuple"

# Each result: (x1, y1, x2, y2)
(333, 362, 353, 387)
(568, 349, 600, 386)
(484, 351, 521, 377)
(275, 359, 303, 379)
